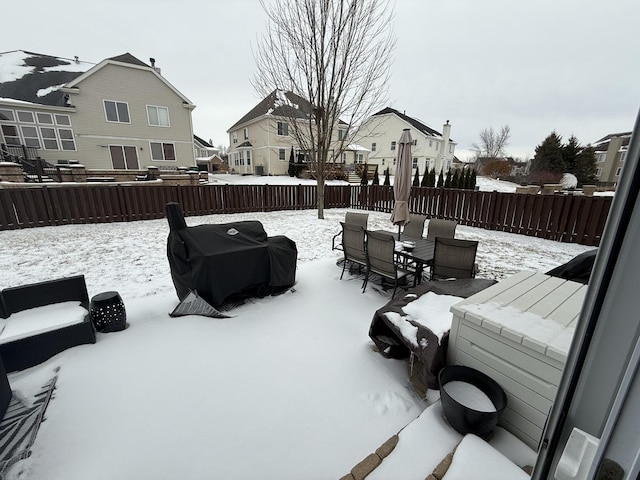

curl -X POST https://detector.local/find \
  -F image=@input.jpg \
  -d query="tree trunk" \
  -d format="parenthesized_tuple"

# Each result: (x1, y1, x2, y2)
(316, 176, 325, 219)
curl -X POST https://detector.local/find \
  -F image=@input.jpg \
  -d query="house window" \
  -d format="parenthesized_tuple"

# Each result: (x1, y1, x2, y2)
(598, 153, 606, 163)
(0, 109, 15, 121)
(412, 140, 417, 146)
(342, 153, 347, 162)
(449, 144, 454, 153)
(110, 145, 139, 169)
(393, 158, 396, 165)
(232, 132, 238, 144)
(243, 128, 248, 140)
(371, 142, 376, 152)
(382, 158, 385, 165)
(17, 111, 34, 123)
(357, 153, 363, 163)
(59, 128, 76, 151)
(619, 151, 627, 162)
(338, 129, 346, 141)
(412, 158, 418, 169)
(595, 167, 602, 177)
(104, 100, 130, 123)
(40, 127, 59, 150)
(20, 126, 41, 148)
(1, 125, 21, 145)
(429, 140, 433, 147)
(277, 122, 289, 136)
(36, 112, 53, 125)
(150, 142, 176, 161)
(55, 114, 71, 126)
(615, 167, 622, 176)
(147, 105, 170, 127)
(279, 148, 286, 161)
(391, 141, 396, 151)
(246, 150, 251, 166)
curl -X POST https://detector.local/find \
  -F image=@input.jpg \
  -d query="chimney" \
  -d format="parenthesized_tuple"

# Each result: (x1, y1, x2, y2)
(74, 56, 79, 64)
(149, 57, 161, 75)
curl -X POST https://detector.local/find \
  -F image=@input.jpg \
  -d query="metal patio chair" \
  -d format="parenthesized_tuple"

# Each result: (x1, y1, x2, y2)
(402, 214, 427, 239)
(430, 237, 478, 280)
(332, 212, 369, 251)
(426, 219, 458, 241)
(363, 230, 414, 298)
(340, 222, 368, 280)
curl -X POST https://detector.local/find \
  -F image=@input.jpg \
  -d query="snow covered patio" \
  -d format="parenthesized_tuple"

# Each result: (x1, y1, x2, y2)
(0, 203, 594, 479)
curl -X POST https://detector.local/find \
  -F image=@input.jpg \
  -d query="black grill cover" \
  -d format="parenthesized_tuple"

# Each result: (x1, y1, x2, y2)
(546, 249, 597, 285)
(166, 203, 297, 306)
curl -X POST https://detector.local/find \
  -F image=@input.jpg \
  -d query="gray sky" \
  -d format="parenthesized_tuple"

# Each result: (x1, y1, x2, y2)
(7, 0, 639, 160)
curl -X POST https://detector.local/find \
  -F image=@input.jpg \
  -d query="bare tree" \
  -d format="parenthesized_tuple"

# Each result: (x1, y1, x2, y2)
(471, 125, 511, 160)
(253, 0, 395, 219)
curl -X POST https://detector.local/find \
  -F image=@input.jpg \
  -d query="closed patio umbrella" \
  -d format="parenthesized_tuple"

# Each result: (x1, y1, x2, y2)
(390, 128, 413, 239)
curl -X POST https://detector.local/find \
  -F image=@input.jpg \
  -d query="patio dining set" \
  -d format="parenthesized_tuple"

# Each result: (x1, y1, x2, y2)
(334, 212, 479, 298)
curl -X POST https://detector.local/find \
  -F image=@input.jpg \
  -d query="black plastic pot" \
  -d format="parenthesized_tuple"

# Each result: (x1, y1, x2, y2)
(438, 365, 507, 438)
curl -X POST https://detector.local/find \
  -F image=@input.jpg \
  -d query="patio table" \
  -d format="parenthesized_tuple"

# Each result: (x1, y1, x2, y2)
(370, 230, 434, 284)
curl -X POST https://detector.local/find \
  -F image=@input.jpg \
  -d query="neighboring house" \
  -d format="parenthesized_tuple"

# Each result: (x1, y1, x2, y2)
(226, 90, 357, 176)
(0, 50, 196, 171)
(473, 156, 530, 177)
(592, 131, 631, 185)
(194, 135, 224, 172)
(354, 107, 457, 176)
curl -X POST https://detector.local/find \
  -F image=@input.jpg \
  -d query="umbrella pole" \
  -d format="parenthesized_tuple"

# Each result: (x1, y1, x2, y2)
(398, 225, 401, 240)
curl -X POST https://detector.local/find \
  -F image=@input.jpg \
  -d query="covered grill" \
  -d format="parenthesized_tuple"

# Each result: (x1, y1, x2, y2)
(166, 203, 297, 307)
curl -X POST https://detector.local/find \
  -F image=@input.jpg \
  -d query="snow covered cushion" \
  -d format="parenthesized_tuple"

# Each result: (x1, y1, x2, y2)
(0, 302, 88, 345)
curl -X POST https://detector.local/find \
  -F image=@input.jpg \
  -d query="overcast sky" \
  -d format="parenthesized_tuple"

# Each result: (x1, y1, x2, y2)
(6, 0, 639, 160)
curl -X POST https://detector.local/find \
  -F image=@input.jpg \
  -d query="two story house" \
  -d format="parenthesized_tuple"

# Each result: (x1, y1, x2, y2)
(227, 90, 363, 176)
(354, 107, 457, 176)
(592, 131, 631, 186)
(0, 50, 196, 171)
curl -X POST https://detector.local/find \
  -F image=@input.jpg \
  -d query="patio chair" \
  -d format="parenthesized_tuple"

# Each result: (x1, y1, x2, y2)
(332, 212, 369, 251)
(426, 219, 458, 241)
(430, 237, 478, 280)
(340, 222, 367, 280)
(363, 230, 414, 298)
(402, 214, 427, 239)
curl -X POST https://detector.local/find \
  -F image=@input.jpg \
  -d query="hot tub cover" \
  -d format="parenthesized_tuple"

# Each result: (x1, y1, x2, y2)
(166, 203, 297, 307)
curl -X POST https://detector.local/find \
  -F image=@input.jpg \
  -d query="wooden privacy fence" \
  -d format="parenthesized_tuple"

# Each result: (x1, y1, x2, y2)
(0, 183, 612, 246)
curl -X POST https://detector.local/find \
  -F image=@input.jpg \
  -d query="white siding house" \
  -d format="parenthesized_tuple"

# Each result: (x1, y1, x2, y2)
(355, 107, 456, 176)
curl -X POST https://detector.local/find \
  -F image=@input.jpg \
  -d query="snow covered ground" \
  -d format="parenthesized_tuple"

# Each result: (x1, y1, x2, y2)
(1, 176, 595, 479)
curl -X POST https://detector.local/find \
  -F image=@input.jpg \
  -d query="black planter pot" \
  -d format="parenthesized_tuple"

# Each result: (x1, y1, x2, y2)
(438, 365, 507, 438)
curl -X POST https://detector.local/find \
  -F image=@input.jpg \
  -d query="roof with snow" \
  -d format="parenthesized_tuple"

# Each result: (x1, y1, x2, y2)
(371, 107, 450, 140)
(592, 131, 632, 151)
(228, 90, 314, 131)
(0, 50, 96, 107)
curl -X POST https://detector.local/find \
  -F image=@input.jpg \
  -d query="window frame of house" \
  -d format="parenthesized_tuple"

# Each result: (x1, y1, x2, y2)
(615, 167, 622, 176)
(232, 132, 238, 144)
(20, 125, 41, 148)
(278, 148, 286, 161)
(103, 100, 131, 124)
(55, 114, 71, 126)
(150, 141, 176, 161)
(391, 141, 396, 151)
(338, 129, 346, 141)
(39, 127, 60, 150)
(277, 121, 289, 136)
(449, 144, 454, 153)
(412, 139, 417, 146)
(357, 153, 363, 163)
(146, 105, 170, 127)
(595, 167, 602, 177)
(36, 112, 54, 125)
(619, 151, 627, 163)
(1, 124, 21, 145)
(598, 153, 607, 163)
(243, 127, 249, 140)
(371, 142, 376, 152)
(58, 128, 76, 151)
(16, 110, 35, 123)
(0, 108, 15, 122)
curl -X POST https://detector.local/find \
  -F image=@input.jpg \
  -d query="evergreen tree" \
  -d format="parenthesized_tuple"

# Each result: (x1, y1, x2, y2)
(574, 146, 598, 186)
(360, 164, 368, 185)
(562, 135, 581, 174)
(429, 167, 436, 187)
(470, 169, 477, 190)
(462, 168, 470, 189)
(383, 167, 390, 186)
(372, 167, 380, 185)
(444, 169, 452, 188)
(412, 166, 420, 187)
(437, 169, 444, 187)
(420, 162, 429, 187)
(531, 132, 566, 173)
(288, 146, 296, 177)
(452, 169, 460, 189)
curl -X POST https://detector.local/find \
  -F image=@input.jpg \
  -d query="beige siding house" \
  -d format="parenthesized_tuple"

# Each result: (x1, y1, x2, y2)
(227, 90, 363, 176)
(0, 51, 196, 170)
(354, 107, 456, 176)
(592, 131, 631, 185)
